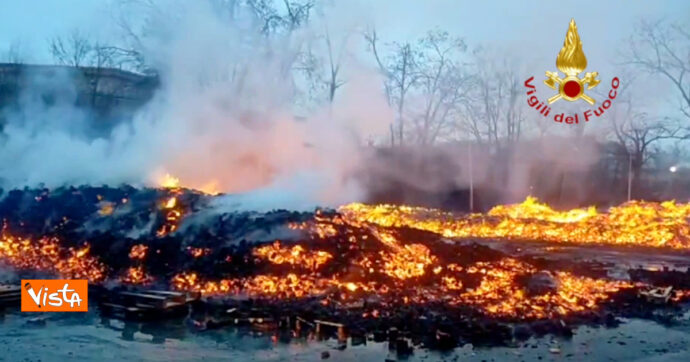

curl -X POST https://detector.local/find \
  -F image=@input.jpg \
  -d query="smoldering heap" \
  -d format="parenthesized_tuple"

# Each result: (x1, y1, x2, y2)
(1, 185, 690, 349)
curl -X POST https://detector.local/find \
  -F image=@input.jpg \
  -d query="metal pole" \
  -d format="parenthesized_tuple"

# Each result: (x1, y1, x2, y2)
(627, 152, 632, 201)
(468, 142, 474, 212)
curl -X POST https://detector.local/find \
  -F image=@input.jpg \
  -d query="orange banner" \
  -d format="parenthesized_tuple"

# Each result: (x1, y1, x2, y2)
(20, 279, 88, 312)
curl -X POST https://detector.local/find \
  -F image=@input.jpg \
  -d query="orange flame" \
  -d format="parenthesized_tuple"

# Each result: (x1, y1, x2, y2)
(129, 244, 148, 260)
(0, 228, 106, 282)
(340, 197, 690, 249)
(122, 266, 154, 285)
(253, 241, 332, 271)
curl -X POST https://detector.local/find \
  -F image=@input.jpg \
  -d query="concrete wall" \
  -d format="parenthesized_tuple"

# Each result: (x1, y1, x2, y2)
(0, 63, 159, 128)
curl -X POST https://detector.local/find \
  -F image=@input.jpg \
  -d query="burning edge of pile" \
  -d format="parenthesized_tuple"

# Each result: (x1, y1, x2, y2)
(1, 186, 690, 349)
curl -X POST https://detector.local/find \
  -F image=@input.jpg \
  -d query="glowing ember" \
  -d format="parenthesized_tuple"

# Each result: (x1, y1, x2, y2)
(253, 241, 332, 270)
(0, 228, 106, 282)
(375, 231, 437, 280)
(672, 289, 690, 302)
(340, 197, 690, 249)
(4, 189, 690, 322)
(98, 201, 115, 216)
(122, 266, 153, 285)
(129, 244, 148, 260)
(456, 258, 631, 318)
(156, 192, 184, 237)
(187, 246, 212, 258)
(171, 253, 631, 319)
(172, 272, 239, 294)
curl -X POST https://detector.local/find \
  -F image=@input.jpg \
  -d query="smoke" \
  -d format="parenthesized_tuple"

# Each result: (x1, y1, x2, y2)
(0, 1, 391, 210)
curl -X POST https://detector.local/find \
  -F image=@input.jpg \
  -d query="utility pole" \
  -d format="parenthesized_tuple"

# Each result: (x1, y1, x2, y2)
(627, 152, 632, 201)
(468, 142, 474, 212)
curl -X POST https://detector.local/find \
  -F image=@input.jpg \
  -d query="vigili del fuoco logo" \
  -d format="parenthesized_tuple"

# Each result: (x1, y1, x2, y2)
(21, 279, 88, 312)
(524, 19, 620, 124)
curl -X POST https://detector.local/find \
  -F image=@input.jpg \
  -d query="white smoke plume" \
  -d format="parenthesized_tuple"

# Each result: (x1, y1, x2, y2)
(0, 1, 392, 210)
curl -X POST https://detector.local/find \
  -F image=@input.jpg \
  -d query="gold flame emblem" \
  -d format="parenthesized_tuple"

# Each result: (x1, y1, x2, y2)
(544, 19, 600, 104)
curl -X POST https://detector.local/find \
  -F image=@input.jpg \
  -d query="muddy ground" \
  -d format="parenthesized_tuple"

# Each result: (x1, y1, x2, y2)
(1, 307, 689, 362)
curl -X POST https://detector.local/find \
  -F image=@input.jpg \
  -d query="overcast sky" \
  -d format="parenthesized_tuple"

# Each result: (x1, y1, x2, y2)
(1, 0, 688, 64)
(0, 0, 688, 114)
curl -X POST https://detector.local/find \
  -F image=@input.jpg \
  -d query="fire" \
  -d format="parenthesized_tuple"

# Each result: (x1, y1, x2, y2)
(172, 272, 239, 294)
(340, 197, 690, 249)
(381, 243, 435, 280)
(98, 202, 115, 216)
(159, 173, 180, 189)
(672, 289, 690, 302)
(243, 274, 328, 298)
(488, 196, 597, 222)
(171, 253, 631, 319)
(0, 228, 105, 282)
(129, 244, 148, 260)
(122, 266, 153, 285)
(253, 241, 333, 270)
(156, 192, 184, 237)
(165, 196, 177, 209)
(369, 231, 437, 280)
(456, 258, 631, 318)
(198, 180, 220, 196)
(171, 216, 636, 319)
(156, 172, 220, 195)
(171, 272, 332, 298)
(187, 246, 212, 258)
(4, 189, 690, 322)
(124, 244, 152, 284)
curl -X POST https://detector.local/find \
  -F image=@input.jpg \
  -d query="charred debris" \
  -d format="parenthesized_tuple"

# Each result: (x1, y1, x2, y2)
(0, 186, 689, 351)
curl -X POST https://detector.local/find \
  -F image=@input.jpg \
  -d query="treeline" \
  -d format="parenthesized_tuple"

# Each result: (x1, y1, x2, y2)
(1, 1, 689, 206)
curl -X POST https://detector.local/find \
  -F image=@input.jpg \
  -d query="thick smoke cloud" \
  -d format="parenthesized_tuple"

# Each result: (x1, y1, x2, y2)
(0, 1, 392, 210)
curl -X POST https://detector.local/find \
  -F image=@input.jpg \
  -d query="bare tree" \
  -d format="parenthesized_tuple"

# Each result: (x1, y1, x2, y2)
(412, 31, 469, 145)
(624, 20, 690, 121)
(49, 29, 133, 107)
(323, 29, 347, 103)
(298, 27, 349, 105)
(49, 30, 92, 67)
(365, 29, 469, 146)
(365, 28, 420, 145)
(609, 89, 690, 196)
(461, 50, 525, 149)
(110, 0, 162, 73)
(2, 39, 29, 64)
(245, 0, 315, 35)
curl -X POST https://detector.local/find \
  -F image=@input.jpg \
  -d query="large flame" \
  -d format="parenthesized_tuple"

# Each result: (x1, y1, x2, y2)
(341, 196, 690, 249)
(157, 172, 219, 195)
(0, 226, 106, 282)
(556, 19, 587, 76)
(3, 190, 690, 321)
(253, 241, 333, 271)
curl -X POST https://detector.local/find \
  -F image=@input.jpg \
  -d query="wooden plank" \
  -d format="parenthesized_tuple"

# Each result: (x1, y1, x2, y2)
(296, 316, 314, 327)
(0, 285, 20, 292)
(314, 320, 344, 328)
(118, 291, 169, 301)
(101, 302, 142, 313)
(141, 290, 186, 304)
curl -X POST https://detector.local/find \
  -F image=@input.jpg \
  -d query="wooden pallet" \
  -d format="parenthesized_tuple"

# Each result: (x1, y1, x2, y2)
(99, 289, 200, 320)
(0, 285, 21, 308)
